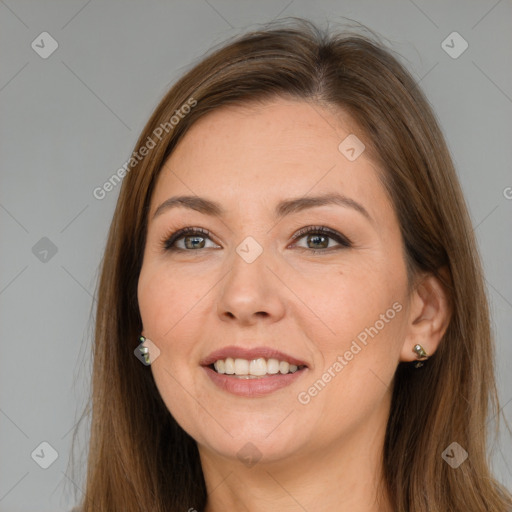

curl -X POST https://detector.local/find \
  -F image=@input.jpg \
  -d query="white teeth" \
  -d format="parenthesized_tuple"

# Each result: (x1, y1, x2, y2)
(214, 359, 225, 374)
(267, 358, 280, 374)
(224, 357, 235, 374)
(234, 358, 249, 375)
(211, 357, 304, 376)
(249, 358, 267, 376)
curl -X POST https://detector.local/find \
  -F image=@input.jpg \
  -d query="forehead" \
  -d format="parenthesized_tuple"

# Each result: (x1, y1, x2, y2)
(151, 97, 391, 222)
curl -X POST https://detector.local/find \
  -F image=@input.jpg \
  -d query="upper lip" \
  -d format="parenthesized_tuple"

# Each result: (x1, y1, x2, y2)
(200, 345, 309, 368)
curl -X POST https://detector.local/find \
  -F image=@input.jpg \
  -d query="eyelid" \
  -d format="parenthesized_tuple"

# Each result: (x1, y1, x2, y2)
(160, 227, 218, 251)
(290, 225, 352, 247)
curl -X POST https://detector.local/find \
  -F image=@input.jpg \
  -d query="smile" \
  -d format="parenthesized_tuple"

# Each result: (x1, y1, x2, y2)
(211, 357, 305, 377)
(201, 345, 309, 396)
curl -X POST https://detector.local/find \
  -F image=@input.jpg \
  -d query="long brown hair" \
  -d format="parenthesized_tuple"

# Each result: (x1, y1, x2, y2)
(70, 18, 512, 511)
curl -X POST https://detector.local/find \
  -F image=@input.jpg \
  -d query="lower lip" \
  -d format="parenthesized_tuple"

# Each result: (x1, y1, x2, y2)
(202, 366, 307, 397)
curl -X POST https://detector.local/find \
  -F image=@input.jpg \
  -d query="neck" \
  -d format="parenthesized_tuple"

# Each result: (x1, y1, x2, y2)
(199, 397, 393, 512)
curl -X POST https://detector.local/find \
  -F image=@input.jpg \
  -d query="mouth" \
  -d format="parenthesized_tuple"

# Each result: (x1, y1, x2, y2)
(200, 346, 309, 397)
(208, 357, 307, 378)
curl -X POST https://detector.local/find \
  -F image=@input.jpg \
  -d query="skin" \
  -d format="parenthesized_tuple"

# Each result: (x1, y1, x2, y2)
(137, 97, 451, 512)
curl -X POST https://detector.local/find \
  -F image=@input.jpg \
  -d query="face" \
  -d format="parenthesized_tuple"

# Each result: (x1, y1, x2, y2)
(137, 97, 412, 465)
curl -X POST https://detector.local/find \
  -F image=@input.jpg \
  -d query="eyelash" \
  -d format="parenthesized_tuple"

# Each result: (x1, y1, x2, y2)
(160, 225, 352, 254)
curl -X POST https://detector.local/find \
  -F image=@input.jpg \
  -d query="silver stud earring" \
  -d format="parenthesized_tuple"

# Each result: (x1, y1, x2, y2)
(412, 344, 429, 368)
(138, 335, 150, 365)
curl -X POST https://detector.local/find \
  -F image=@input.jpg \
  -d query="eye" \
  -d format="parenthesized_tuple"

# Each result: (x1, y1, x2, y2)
(291, 226, 352, 253)
(161, 227, 219, 251)
(161, 225, 352, 253)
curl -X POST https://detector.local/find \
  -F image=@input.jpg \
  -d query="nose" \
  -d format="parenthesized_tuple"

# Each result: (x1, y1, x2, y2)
(216, 246, 286, 326)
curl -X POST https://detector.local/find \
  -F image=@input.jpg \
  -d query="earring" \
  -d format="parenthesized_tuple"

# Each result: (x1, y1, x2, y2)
(138, 335, 151, 365)
(412, 344, 429, 368)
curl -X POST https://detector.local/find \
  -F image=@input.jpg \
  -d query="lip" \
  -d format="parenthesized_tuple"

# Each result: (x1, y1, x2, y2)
(200, 345, 309, 368)
(200, 345, 309, 398)
(202, 366, 308, 397)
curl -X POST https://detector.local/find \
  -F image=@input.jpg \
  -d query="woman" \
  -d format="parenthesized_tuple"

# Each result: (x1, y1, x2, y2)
(72, 18, 512, 511)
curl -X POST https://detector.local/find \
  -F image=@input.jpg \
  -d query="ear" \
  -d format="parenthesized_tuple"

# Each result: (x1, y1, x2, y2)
(400, 267, 452, 363)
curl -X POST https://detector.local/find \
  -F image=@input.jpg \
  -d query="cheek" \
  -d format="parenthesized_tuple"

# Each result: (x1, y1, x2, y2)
(138, 261, 210, 370)
(309, 269, 400, 343)
(138, 267, 208, 435)
(297, 299, 405, 437)
(138, 262, 201, 338)
(303, 263, 407, 388)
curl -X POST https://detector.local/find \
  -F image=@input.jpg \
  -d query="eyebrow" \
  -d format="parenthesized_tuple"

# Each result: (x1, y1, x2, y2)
(152, 193, 373, 224)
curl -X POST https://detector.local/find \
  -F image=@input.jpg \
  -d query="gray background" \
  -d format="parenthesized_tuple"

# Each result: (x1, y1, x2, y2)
(1, 1, 511, 510)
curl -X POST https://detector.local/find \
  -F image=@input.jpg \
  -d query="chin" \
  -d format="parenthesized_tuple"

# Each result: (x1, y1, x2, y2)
(198, 432, 305, 467)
